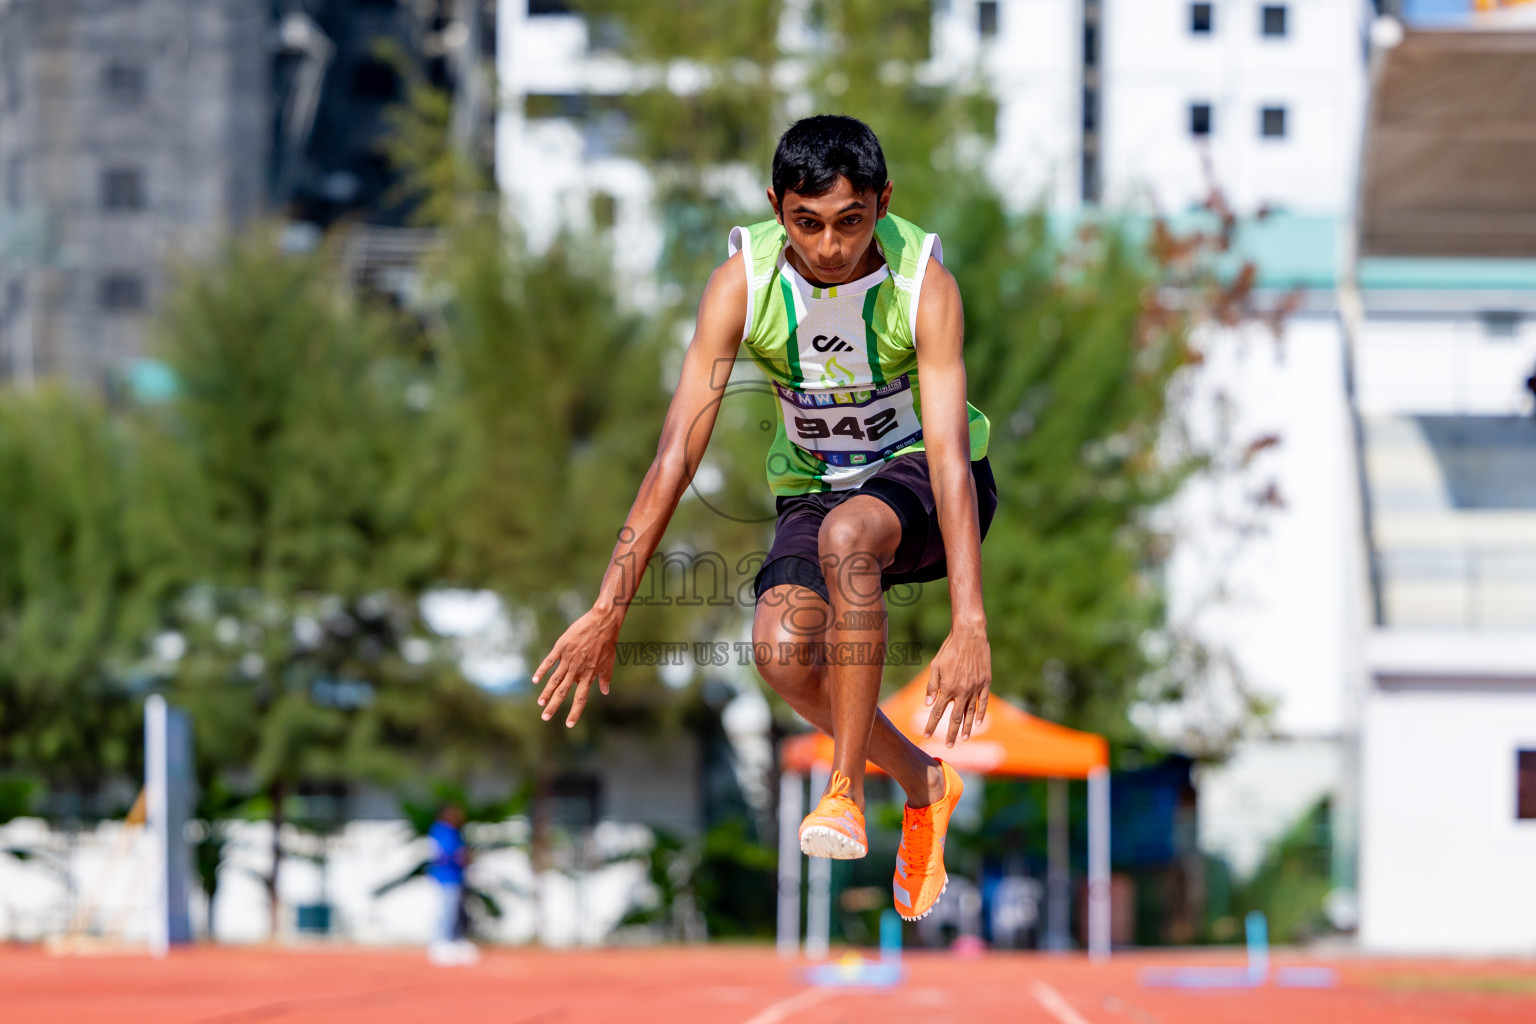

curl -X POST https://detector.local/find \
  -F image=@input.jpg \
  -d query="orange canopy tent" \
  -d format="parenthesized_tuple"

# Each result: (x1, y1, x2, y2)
(776, 665, 1112, 960)
(779, 665, 1108, 778)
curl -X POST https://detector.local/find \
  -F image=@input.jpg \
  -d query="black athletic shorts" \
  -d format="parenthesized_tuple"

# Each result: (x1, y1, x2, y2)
(752, 451, 998, 605)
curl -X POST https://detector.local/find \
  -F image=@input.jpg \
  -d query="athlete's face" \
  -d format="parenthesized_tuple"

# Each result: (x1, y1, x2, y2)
(770, 176, 893, 287)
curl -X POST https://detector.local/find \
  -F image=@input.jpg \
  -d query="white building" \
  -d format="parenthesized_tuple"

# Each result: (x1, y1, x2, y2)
(1353, 289, 1536, 953)
(1348, 11, 1536, 953)
(495, 1, 1369, 229)
(1173, 6, 1536, 956)
(0, 0, 269, 387)
(1100, 0, 1369, 214)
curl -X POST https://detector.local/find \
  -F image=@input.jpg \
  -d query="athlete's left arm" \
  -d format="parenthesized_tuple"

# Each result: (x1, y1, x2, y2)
(912, 258, 992, 747)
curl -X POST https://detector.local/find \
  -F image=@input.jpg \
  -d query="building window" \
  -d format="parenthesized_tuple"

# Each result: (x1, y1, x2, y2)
(1260, 105, 1287, 138)
(1081, 0, 1102, 205)
(1190, 103, 1212, 137)
(979, 1, 999, 37)
(1262, 5, 1287, 37)
(350, 58, 399, 102)
(1480, 310, 1521, 337)
(101, 167, 145, 211)
(2, 49, 18, 113)
(5, 157, 22, 207)
(99, 273, 146, 312)
(1519, 751, 1536, 820)
(102, 62, 146, 106)
(547, 773, 602, 829)
(528, 0, 571, 13)
(1191, 3, 1213, 34)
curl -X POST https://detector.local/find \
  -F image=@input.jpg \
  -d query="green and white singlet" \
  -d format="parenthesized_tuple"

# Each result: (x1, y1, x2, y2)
(727, 212, 991, 496)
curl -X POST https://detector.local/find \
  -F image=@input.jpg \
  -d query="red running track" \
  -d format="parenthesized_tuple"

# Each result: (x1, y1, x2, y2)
(3, 944, 1535, 1024)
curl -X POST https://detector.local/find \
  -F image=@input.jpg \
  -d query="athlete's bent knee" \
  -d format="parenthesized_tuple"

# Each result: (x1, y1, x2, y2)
(817, 512, 871, 561)
(752, 620, 822, 697)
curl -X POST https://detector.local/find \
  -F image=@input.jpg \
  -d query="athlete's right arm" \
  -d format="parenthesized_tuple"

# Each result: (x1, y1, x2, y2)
(533, 253, 749, 727)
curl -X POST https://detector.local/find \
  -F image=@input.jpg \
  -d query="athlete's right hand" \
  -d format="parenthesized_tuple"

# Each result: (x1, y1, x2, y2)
(533, 608, 621, 728)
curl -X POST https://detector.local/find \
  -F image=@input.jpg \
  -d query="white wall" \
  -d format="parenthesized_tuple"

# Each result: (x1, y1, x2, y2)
(1356, 314, 1536, 418)
(1162, 315, 1356, 740)
(0, 818, 154, 944)
(0, 734, 697, 947)
(1157, 313, 1359, 873)
(1101, 0, 1367, 213)
(1351, 307, 1536, 949)
(0, 816, 652, 948)
(1360, 675, 1536, 953)
(981, 0, 1083, 210)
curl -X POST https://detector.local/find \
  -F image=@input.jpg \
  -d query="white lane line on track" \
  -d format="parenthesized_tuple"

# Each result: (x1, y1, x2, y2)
(1031, 980, 1093, 1024)
(740, 986, 837, 1024)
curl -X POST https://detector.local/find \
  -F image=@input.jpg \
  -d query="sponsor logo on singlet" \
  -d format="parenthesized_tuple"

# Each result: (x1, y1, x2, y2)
(811, 334, 855, 354)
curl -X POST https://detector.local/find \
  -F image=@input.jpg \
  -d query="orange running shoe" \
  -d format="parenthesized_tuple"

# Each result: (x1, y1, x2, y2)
(893, 759, 963, 921)
(799, 770, 868, 859)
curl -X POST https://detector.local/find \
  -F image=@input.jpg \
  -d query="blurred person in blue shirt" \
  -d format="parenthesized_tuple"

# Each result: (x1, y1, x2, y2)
(426, 804, 477, 964)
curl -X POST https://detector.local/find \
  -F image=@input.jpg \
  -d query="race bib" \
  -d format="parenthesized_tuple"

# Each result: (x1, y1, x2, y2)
(775, 375, 923, 467)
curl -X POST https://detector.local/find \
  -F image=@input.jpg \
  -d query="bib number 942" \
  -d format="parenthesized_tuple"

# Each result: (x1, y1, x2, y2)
(793, 408, 898, 442)
(773, 375, 923, 467)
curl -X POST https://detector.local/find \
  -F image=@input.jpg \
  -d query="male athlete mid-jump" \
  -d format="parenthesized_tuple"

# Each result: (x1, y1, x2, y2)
(534, 115, 995, 922)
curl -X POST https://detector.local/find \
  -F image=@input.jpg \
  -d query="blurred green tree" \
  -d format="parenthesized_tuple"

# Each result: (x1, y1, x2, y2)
(561, 0, 790, 589)
(421, 216, 719, 900)
(615, 817, 777, 941)
(382, 70, 750, 938)
(142, 230, 518, 936)
(0, 387, 175, 805)
(376, 39, 491, 228)
(1231, 796, 1333, 944)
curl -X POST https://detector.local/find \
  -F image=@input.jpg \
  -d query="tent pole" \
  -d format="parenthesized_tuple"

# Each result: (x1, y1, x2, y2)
(1046, 776, 1070, 951)
(1087, 765, 1111, 961)
(776, 771, 804, 958)
(805, 765, 831, 960)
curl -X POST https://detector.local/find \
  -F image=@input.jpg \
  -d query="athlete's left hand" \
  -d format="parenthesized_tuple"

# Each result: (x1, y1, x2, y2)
(533, 607, 621, 728)
(923, 622, 991, 747)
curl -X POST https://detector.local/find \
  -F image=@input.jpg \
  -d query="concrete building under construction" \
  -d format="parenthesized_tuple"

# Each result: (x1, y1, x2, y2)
(0, 0, 489, 390)
(0, 0, 268, 387)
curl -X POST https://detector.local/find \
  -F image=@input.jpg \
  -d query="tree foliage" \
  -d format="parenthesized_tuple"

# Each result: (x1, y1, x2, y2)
(0, 388, 174, 800)
(135, 231, 519, 929)
(428, 218, 699, 731)
(377, 39, 490, 228)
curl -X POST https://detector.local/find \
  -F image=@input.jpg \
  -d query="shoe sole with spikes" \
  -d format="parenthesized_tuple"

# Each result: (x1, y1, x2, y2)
(897, 879, 948, 922)
(799, 825, 868, 859)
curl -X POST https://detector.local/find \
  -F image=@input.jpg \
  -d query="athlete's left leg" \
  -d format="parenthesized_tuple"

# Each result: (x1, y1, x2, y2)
(753, 590, 945, 809)
(814, 494, 903, 813)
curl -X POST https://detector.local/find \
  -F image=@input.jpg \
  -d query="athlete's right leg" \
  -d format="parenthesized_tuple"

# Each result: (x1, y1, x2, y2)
(752, 584, 944, 808)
